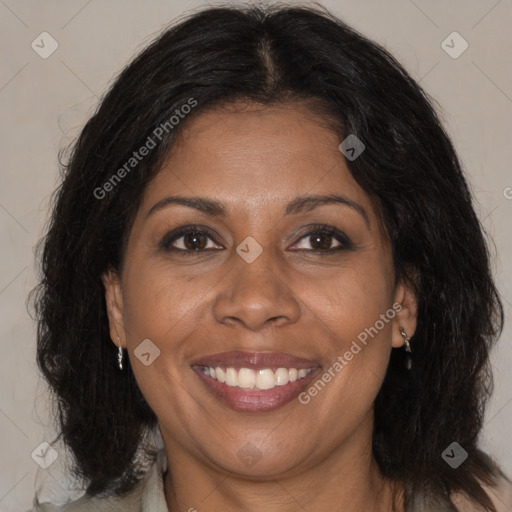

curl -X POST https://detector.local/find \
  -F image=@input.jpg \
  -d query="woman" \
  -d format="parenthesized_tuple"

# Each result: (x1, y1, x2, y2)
(29, 4, 512, 511)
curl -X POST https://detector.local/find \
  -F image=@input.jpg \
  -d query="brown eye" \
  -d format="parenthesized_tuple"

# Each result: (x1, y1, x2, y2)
(309, 232, 337, 251)
(182, 231, 209, 250)
(290, 225, 353, 253)
(160, 226, 223, 254)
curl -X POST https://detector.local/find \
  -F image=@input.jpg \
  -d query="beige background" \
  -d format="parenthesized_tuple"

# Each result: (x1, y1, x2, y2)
(1, 0, 511, 510)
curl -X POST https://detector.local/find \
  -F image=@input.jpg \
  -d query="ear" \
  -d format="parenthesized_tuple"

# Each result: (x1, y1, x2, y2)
(391, 275, 418, 349)
(101, 267, 127, 349)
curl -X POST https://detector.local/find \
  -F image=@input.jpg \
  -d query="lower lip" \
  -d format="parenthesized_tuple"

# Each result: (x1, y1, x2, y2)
(193, 366, 322, 412)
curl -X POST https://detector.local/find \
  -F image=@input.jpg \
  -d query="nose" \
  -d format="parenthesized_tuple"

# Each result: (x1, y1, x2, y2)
(213, 250, 301, 331)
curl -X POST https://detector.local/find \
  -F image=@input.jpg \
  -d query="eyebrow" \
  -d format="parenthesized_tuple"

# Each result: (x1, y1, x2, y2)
(146, 193, 370, 228)
(286, 194, 370, 227)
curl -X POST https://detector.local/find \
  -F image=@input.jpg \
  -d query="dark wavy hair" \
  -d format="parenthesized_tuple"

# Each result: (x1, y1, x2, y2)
(30, 3, 507, 510)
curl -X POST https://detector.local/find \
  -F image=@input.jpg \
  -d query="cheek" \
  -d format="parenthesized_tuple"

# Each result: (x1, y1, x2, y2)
(305, 258, 395, 394)
(119, 264, 196, 415)
(122, 261, 208, 337)
(309, 261, 392, 335)
(300, 269, 394, 418)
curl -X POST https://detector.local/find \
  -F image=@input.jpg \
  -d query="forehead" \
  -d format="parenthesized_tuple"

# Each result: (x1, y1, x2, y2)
(142, 102, 374, 219)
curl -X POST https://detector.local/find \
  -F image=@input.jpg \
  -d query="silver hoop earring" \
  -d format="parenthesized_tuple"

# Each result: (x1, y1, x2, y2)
(399, 327, 412, 371)
(117, 337, 124, 370)
(399, 327, 412, 353)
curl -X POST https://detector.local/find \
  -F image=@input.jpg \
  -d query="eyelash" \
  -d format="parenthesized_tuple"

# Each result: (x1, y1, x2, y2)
(159, 224, 354, 256)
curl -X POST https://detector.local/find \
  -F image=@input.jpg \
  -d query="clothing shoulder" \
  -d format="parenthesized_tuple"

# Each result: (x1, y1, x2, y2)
(26, 448, 167, 512)
(451, 475, 512, 512)
(26, 481, 145, 512)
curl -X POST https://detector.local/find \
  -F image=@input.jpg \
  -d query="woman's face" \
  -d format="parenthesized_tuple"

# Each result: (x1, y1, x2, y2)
(103, 102, 416, 477)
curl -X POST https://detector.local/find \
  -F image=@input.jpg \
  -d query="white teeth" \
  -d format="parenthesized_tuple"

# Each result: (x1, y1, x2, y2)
(238, 368, 256, 389)
(215, 367, 225, 383)
(225, 368, 238, 387)
(275, 368, 289, 386)
(256, 369, 275, 390)
(201, 366, 313, 390)
(297, 369, 308, 379)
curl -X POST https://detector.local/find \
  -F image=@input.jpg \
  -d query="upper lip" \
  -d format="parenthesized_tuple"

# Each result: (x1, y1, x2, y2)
(191, 351, 321, 370)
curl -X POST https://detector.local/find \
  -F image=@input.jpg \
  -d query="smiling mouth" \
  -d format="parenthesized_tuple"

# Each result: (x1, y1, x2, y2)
(193, 364, 321, 412)
(199, 365, 315, 390)
(191, 350, 322, 412)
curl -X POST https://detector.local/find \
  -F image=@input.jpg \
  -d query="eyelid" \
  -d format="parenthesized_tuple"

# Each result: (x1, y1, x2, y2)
(159, 223, 354, 254)
(159, 224, 224, 252)
(288, 224, 354, 252)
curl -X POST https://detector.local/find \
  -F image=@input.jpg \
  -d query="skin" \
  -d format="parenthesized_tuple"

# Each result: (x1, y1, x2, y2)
(103, 101, 418, 512)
